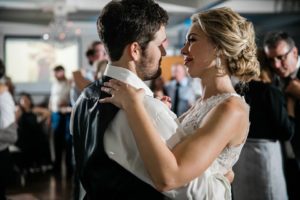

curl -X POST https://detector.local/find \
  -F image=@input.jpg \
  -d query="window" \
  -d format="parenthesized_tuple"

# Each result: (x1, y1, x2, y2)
(5, 36, 79, 83)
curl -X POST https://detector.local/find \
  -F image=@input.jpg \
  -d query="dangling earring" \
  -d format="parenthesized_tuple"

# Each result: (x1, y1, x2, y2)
(216, 57, 221, 69)
(215, 51, 222, 70)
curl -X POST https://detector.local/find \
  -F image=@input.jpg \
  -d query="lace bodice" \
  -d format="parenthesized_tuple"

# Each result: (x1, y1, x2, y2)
(178, 93, 248, 175)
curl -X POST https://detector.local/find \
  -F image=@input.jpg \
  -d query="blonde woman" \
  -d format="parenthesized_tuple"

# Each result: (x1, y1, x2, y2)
(101, 7, 259, 199)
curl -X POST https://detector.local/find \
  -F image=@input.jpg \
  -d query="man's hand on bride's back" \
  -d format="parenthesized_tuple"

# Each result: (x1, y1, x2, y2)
(100, 79, 145, 110)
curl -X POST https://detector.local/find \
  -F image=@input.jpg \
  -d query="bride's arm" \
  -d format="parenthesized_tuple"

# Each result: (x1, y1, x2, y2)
(101, 80, 247, 191)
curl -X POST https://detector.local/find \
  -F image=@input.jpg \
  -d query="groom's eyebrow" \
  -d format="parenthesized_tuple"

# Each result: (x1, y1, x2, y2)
(161, 38, 167, 44)
(156, 37, 167, 45)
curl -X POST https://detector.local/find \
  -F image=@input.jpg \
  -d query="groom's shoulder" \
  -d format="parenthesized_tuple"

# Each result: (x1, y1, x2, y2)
(81, 80, 103, 100)
(72, 80, 102, 110)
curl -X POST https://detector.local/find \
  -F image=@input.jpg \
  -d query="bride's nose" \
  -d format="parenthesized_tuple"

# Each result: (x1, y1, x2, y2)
(181, 42, 188, 56)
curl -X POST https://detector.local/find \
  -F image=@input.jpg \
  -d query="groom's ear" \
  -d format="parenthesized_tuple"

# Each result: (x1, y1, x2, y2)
(128, 42, 141, 61)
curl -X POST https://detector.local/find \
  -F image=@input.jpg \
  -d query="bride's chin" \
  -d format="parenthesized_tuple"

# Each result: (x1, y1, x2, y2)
(187, 69, 195, 77)
(189, 72, 199, 78)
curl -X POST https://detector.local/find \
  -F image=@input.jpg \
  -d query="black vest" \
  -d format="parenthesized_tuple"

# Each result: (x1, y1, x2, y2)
(72, 77, 165, 200)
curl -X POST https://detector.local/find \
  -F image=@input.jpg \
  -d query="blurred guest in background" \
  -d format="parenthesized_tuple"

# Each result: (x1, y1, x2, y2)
(71, 41, 109, 105)
(94, 59, 108, 82)
(264, 31, 300, 200)
(81, 41, 109, 83)
(3, 76, 15, 97)
(165, 63, 198, 116)
(15, 92, 52, 171)
(0, 59, 17, 200)
(232, 49, 293, 200)
(149, 76, 168, 98)
(49, 65, 73, 178)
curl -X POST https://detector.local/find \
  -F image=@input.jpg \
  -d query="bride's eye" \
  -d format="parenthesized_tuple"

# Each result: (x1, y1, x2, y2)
(188, 37, 196, 43)
(184, 37, 196, 46)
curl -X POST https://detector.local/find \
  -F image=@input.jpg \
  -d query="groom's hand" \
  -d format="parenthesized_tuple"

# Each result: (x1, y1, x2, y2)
(224, 169, 234, 183)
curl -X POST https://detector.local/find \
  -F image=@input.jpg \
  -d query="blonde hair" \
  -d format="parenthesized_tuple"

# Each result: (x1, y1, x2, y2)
(191, 7, 259, 83)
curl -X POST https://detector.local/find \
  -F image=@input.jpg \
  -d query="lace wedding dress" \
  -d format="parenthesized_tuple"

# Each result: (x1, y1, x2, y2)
(167, 93, 248, 200)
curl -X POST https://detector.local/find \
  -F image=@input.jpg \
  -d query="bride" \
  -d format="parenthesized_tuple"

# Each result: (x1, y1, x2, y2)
(101, 7, 259, 199)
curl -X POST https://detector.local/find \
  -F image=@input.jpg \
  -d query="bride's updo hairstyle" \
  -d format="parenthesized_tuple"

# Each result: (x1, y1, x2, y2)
(191, 7, 259, 83)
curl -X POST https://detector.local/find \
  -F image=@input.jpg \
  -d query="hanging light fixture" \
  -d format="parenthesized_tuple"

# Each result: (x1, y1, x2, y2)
(43, 1, 81, 47)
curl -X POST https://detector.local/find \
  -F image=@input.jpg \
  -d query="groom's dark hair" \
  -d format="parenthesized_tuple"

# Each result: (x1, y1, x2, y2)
(97, 0, 168, 61)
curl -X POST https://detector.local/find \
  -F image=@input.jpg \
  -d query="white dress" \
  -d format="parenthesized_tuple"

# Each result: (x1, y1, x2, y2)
(169, 93, 248, 200)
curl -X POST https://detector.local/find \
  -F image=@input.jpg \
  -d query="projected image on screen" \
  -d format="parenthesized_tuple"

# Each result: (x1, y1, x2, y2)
(5, 37, 79, 83)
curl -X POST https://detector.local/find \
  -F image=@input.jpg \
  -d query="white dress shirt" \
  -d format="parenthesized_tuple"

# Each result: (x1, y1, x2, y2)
(0, 90, 17, 150)
(103, 64, 207, 199)
(49, 79, 71, 112)
(290, 56, 300, 79)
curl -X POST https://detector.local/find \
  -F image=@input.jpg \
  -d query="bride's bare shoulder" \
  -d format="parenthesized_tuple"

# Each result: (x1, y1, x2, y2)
(221, 95, 249, 115)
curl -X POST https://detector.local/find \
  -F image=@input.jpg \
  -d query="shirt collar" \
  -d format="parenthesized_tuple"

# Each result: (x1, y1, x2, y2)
(103, 64, 153, 97)
(290, 56, 300, 79)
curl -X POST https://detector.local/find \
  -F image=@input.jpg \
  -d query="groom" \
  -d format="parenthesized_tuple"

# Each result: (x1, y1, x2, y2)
(71, 0, 232, 199)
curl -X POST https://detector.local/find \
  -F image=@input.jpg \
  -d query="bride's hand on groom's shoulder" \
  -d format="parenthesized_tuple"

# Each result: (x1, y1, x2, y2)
(100, 79, 145, 110)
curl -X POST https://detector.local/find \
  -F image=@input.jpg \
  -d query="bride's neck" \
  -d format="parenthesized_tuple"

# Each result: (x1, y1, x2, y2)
(201, 75, 235, 100)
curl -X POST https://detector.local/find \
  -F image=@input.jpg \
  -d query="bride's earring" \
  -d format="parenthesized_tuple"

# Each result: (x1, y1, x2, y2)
(216, 57, 221, 69)
(215, 51, 222, 70)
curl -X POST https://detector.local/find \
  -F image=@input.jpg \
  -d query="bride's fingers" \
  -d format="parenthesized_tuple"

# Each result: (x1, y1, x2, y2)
(103, 82, 114, 89)
(109, 79, 124, 86)
(101, 86, 113, 95)
(104, 81, 121, 91)
(99, 97, 112, 104)
(109, 79, 130, 89)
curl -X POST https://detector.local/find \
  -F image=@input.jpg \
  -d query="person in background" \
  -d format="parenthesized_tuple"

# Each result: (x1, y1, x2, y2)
(0, 59, 17, 200)
(81, 41, 109, 83)
(264, 31, 300, 200)
(232, 49, 293, 200)
(49, 65, 73, 178)
(15, 92, 51, 171)
(3, 76, 15, 97)
(149, 76, 168, 98)
(86, 49, 95, 66)
(91, 41, 109, 64)
(94, 60, 109, 81)
(71, 41, 109, 105)
(165, 63, 199, 116)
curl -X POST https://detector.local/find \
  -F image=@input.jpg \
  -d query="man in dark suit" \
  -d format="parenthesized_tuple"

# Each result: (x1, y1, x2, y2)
(264, 31, 300, 200)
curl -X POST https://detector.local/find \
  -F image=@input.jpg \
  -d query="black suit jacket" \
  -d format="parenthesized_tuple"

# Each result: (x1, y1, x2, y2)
(291, 70, 300, 163)
(72, 77, 165, 200)
(274, 69, 300, 165)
